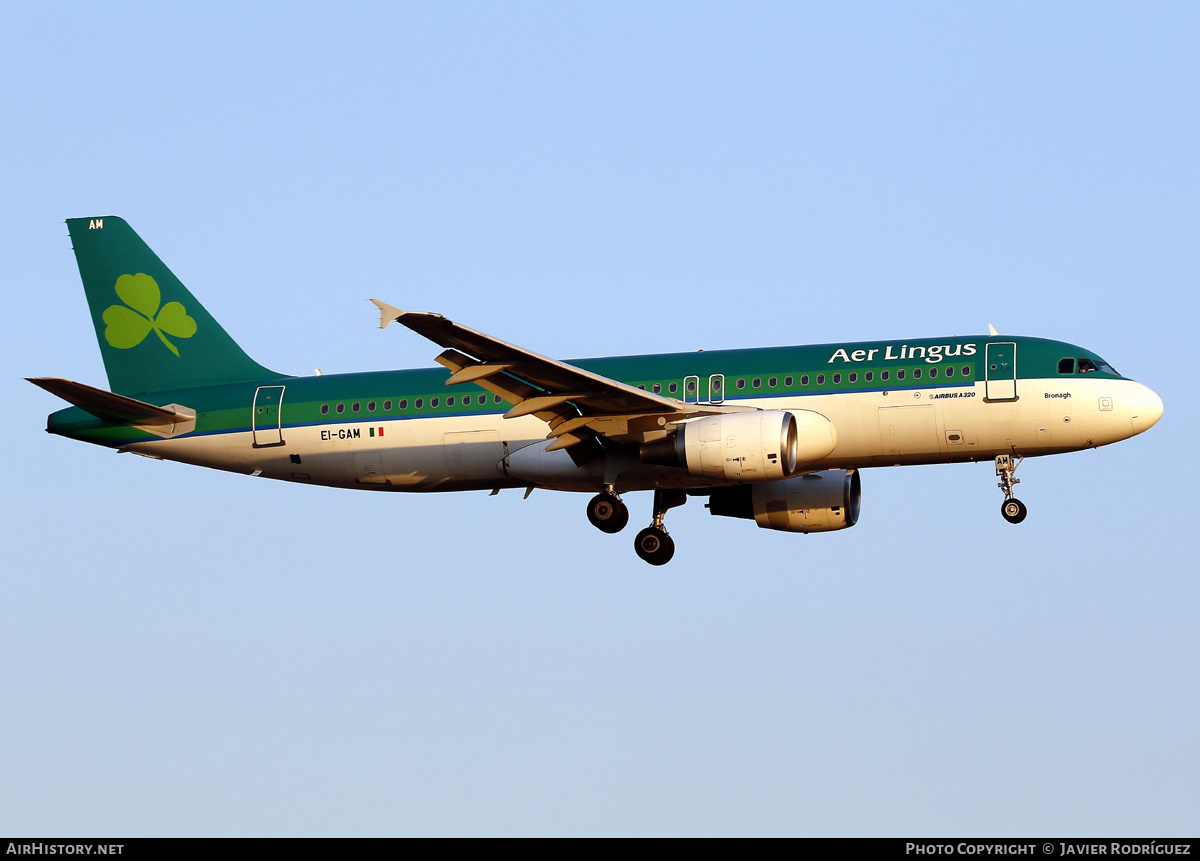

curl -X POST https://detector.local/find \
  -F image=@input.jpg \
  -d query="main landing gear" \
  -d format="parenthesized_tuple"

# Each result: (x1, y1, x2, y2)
(586, 489, 629, 534)
(634, 489, 686, 566)
(584, 487, 685, 565)
(995, 454, 1028, 524)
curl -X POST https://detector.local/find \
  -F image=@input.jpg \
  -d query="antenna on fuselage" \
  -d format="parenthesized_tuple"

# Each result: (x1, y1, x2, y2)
(988, 324, 999, 336)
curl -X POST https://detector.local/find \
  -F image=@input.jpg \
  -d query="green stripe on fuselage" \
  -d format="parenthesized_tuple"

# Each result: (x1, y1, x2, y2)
(45, 335, 1125, 446)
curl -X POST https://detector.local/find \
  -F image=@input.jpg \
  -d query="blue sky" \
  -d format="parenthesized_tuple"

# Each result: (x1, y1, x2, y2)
(2, 2, 1196, 836)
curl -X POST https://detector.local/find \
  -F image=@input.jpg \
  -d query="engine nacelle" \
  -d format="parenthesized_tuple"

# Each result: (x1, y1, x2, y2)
(707, 468, 861, 533)
(641, 409, 836, 482)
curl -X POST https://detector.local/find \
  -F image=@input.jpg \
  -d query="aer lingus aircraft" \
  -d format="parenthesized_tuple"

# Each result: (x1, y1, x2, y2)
(31, 217, 1163, 565)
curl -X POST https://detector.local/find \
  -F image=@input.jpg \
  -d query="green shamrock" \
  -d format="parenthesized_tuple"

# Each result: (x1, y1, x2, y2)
(102, 273, 197, 356)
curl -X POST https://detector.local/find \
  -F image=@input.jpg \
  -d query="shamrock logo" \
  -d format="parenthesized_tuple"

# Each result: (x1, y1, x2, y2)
(102, 273, 197, 356)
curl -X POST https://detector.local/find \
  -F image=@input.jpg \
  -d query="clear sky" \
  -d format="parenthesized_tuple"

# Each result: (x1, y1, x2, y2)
(2, 2, 1196, 836)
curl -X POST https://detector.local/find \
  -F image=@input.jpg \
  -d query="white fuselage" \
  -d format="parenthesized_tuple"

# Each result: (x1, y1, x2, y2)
(118, 375, 1160, 494)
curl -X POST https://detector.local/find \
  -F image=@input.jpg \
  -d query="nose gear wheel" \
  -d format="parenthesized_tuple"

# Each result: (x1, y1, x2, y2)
(995, 455, 1028, 524)
(1001, 497, 1028, 523)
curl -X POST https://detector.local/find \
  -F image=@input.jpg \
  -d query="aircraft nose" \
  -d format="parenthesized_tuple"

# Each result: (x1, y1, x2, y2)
(1129, 382, 1164, 434)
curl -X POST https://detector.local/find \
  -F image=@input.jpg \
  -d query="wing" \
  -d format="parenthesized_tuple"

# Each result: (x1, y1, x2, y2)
(371, 300, 750, 453)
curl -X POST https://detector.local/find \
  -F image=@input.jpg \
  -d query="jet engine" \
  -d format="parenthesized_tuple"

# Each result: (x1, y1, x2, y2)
(706, 468, 861, 533)
(641, 409, 835, 482)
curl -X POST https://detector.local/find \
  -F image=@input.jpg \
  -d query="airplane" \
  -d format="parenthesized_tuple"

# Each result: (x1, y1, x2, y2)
(30, 216, 1164, 565)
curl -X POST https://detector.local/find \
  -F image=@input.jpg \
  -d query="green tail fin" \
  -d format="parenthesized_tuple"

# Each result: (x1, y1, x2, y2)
(66, 216, 283, 394)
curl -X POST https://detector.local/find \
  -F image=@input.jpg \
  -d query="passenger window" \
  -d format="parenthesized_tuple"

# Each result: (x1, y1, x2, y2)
(431, 397, 439, 407)
(320, 404, 329, 415)
(447, 396, 455, 406)
(913, 369, 921, 379)
(897, 370, 905, 380)
(336, 403, 345, 414)
(848, 372, 857, 383)
(785, 376, 793, 387)
(816, 374, 825, 385)
(736, 379, 745, 389)
(928, 368, 937, 378)
(415, 398, 423, 409)
(881, 370, 889, 381)
(944, 366, 953, 378)
(669, 382, 678, 393)
(768, 377, 777, 387)
(384, 400, 392, 410)
(961, 366, 970, 376)
(687, 379, 697, 394)
(865, 371, 873, 382)
(399, 399, 408, 409)
(752, 378, 761, 388)
(494, 395, 502, 404)
(368, 401, 376, 411)
(1077, 358, 1099, 373)
(1058, 358, 1075, 374)
(652, 383, 661, 394)
(801, 375, 809, 386)
(638, 384, 645, 390)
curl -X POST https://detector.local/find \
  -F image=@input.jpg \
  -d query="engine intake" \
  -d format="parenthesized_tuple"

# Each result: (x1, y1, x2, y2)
(707, 468, 861, 533)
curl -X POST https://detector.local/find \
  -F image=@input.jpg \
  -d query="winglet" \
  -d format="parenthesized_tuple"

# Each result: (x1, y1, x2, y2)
(370, 298, 404, 329)
(988, 323, 999, 336)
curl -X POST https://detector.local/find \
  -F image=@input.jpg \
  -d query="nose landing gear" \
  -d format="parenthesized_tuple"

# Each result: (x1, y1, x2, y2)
(995, 455, 1027, 524)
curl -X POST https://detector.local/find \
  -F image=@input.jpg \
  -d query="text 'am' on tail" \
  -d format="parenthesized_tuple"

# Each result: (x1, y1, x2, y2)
(67, 216, 283, 395)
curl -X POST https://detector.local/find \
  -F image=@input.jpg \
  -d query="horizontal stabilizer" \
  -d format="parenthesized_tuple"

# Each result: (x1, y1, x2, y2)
(28, 377, 196, 438)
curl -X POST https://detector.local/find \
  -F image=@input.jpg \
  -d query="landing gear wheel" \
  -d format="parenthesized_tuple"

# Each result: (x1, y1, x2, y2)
(587, 493, 629, 534)
(634, 527, 675, 566)
(1001, 498, 1028, 524)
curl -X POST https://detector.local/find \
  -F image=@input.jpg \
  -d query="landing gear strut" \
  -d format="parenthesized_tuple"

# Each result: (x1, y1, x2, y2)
(634, 489, 686, 566)
(586, 489, 629, 534)
(995, 454, 1027, 524)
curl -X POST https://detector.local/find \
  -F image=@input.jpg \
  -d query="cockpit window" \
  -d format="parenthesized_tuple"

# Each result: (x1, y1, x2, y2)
(1075, 357, 1120, 376)
(1069, 356, 1118, 375)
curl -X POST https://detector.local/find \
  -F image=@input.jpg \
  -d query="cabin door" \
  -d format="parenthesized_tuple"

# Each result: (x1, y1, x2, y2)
(252, 386, 286, 447)
(985, 343, 1018, 401)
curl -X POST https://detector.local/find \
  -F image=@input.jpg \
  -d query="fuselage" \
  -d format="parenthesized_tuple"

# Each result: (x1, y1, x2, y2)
(46, 334, 1163, 493)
